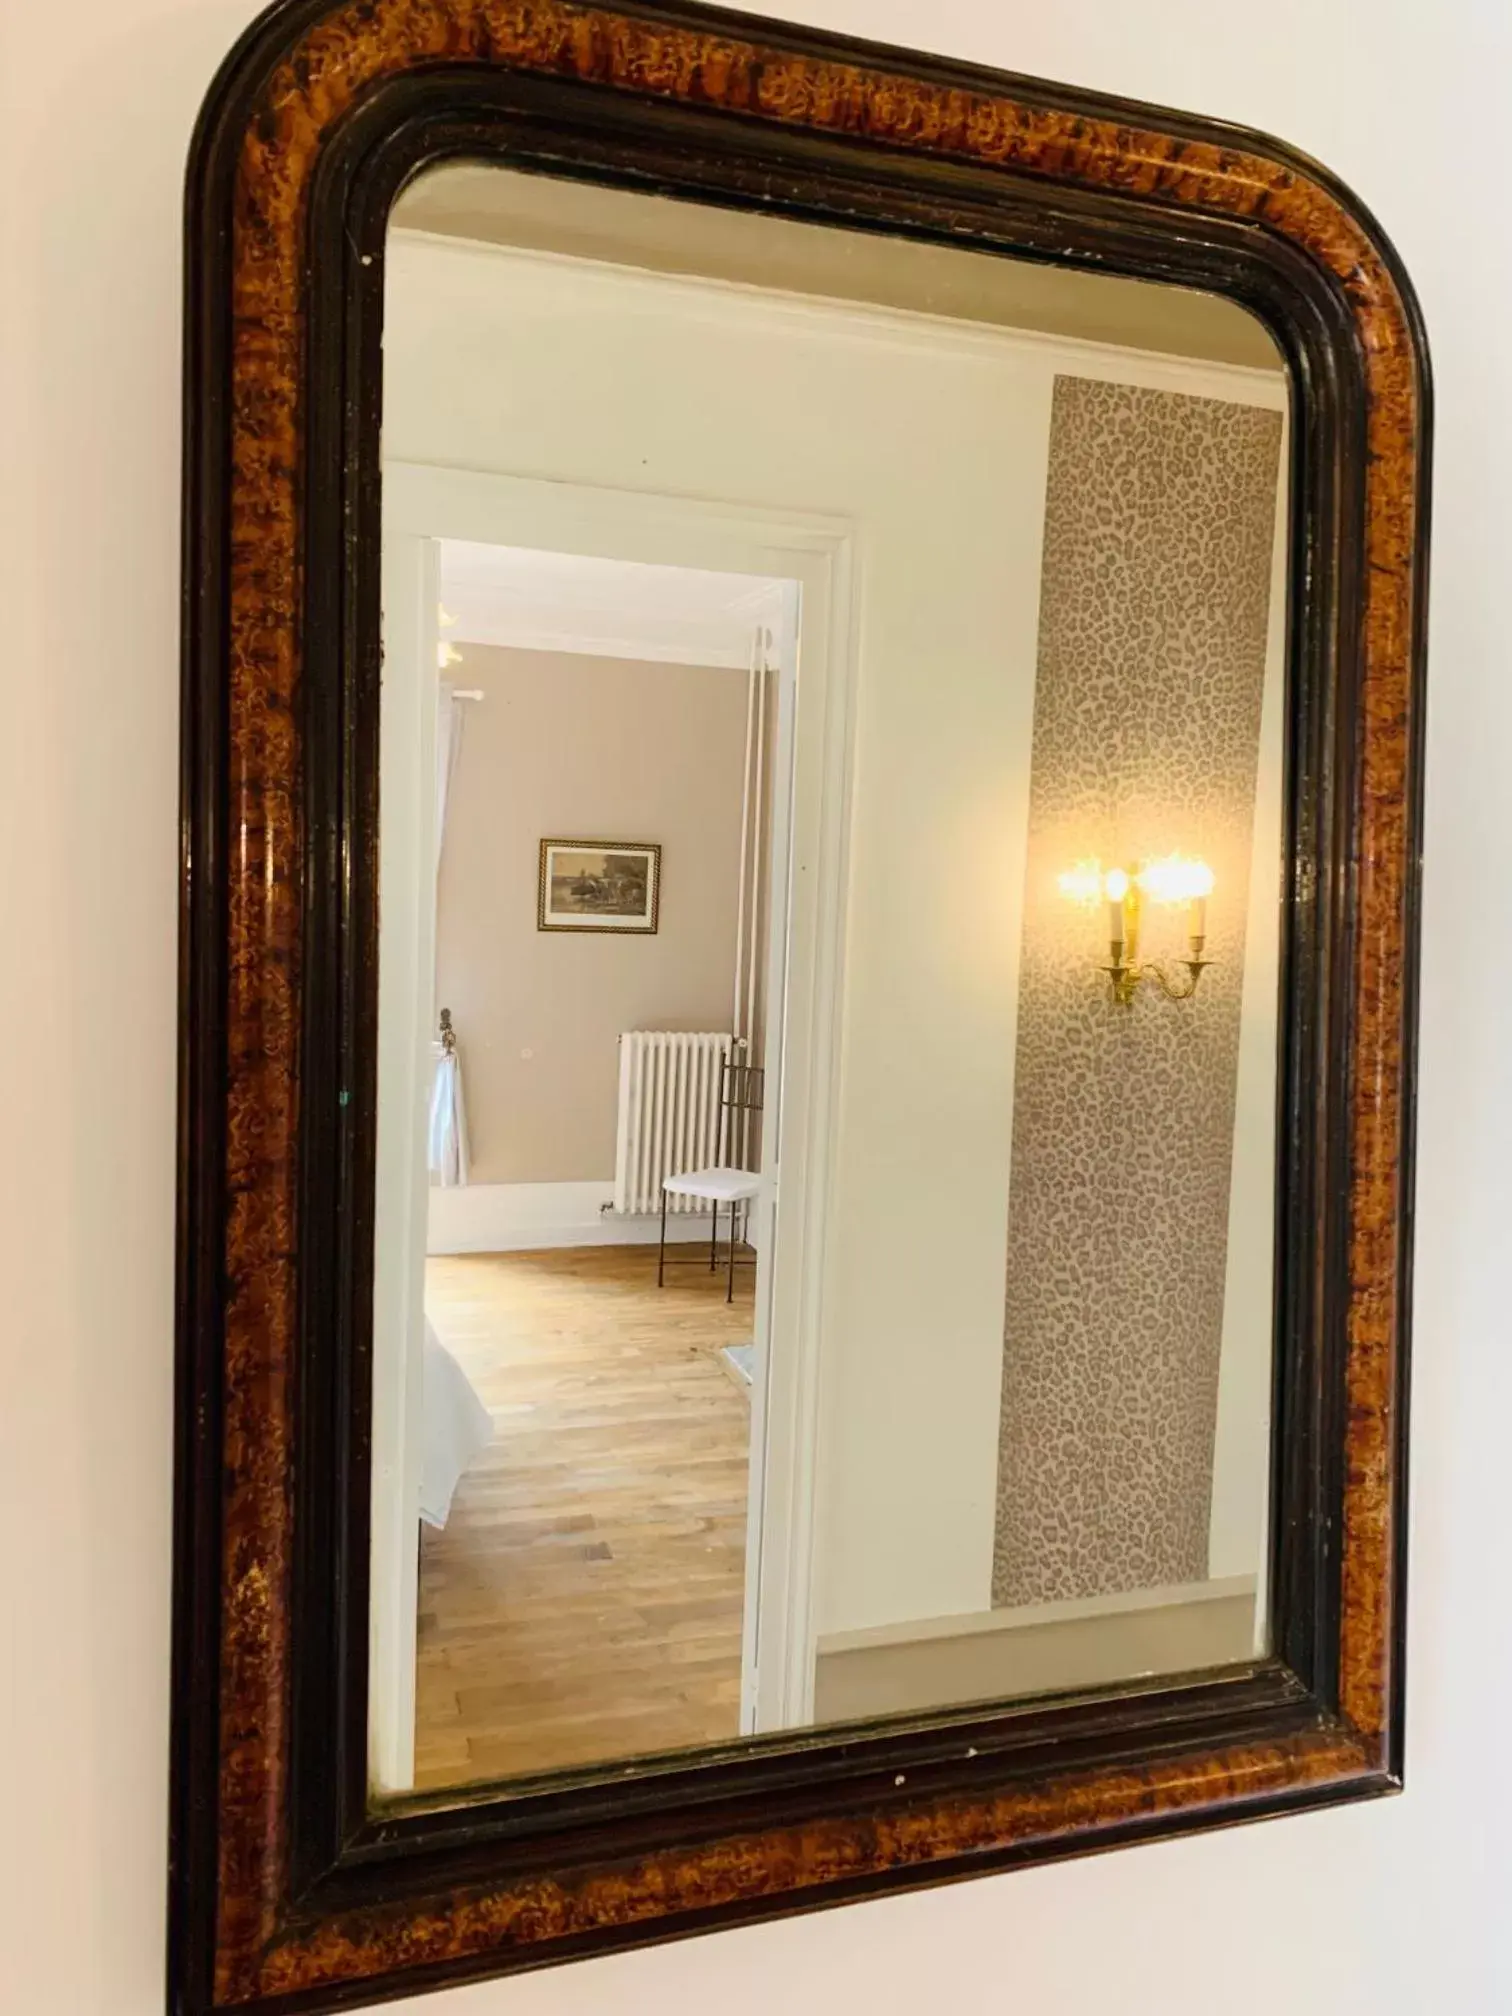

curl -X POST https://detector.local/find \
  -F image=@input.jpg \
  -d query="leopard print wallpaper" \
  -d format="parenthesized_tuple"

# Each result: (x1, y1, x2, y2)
(992, 376, 1284, 1609)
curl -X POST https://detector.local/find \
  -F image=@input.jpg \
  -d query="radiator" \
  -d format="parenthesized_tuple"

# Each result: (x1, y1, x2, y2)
(614, 1031, 734, 1215)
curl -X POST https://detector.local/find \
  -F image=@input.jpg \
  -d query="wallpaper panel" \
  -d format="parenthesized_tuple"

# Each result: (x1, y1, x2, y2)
(992, 376, 1283, 1609)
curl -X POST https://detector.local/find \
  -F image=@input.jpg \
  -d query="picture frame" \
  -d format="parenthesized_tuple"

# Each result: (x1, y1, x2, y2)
(537, 838, 661, 933)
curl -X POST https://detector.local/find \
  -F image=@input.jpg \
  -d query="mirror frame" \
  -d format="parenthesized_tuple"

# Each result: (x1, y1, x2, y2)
(171, 0, 1430, 2008)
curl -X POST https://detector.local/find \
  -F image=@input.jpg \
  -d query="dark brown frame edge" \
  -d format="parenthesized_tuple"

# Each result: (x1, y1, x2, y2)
(171, 0, 1430, 2010)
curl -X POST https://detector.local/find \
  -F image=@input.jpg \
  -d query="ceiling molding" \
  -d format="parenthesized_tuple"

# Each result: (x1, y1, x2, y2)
(437, 541, 787, 667)
(390, 163, 1285, 377)
(389, 226, 1287, 408)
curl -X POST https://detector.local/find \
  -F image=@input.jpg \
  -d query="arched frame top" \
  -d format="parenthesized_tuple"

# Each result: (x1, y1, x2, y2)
(171, 1, 1429, 2009)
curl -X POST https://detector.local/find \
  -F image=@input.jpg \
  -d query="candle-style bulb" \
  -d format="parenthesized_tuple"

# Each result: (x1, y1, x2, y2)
(1187, 861, 1214, 943)
(1104, 867, 1129, 953)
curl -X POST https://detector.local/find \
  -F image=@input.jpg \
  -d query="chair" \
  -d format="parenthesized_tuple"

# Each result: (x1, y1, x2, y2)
(658, 1059, 764, 1302)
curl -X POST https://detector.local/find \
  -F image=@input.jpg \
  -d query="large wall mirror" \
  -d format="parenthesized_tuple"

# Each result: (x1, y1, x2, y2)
(171, 3, 1428, 2010)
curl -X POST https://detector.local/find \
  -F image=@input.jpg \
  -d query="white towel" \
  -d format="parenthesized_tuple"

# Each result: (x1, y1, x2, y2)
(427, 1046, 470, 1187)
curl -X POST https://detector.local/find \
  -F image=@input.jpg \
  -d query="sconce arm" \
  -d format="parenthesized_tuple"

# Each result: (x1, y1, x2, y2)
(1099, 956, 1212, 1007)
(1140, 959, 1209, 1003)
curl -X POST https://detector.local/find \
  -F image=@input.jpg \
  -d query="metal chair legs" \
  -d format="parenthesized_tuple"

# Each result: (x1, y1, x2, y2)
(727, 1201, 737, 1302)
(656, 1194, 750, 1295)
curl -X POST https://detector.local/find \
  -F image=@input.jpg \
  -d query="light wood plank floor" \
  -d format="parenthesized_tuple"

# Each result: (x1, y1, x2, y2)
(415, 1245, 754, 1791)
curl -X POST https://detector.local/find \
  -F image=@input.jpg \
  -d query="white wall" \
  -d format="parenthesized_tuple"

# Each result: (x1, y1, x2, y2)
(385, 227, 1047, 1638)
(4, 2, 1508, 2014)
(386, 229, 1281, 1639)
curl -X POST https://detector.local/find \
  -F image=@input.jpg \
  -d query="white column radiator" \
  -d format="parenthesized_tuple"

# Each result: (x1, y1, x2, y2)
(613, 1031, 734, 1215)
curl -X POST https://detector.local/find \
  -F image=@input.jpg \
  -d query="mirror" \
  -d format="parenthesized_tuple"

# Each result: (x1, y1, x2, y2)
(174, 5, 1425, 2000)
(369, 162, 1290, 1801)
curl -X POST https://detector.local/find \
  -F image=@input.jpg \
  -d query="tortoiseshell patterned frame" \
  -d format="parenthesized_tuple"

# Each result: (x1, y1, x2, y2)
(171, 0, 1429, 2008)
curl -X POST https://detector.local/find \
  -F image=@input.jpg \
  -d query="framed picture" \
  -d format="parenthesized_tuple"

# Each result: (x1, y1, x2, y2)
(537, 839, 661, 934)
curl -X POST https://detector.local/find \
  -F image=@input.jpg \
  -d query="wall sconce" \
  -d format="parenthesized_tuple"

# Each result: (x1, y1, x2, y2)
(1058, 854, 1215, 1007)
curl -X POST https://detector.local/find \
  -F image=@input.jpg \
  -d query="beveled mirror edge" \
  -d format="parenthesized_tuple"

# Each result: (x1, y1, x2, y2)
(170, 0, 1430, 2009)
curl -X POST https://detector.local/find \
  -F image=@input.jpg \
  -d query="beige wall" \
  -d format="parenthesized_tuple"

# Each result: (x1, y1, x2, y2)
(436, 644, 749, 1183)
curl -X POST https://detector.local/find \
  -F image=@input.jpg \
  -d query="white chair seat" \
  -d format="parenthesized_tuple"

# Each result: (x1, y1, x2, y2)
(662, 1166, 760, 1203)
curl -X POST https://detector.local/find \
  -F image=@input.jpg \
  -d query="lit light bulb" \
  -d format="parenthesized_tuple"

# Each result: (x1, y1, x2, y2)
(1137, 853, 1214, 904)
(1103, 868, 1129, 903)
(1057, 860, 1103, 905)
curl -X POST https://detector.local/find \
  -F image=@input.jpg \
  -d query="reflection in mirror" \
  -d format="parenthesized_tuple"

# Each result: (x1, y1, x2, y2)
(370, 162, 1289, 1802)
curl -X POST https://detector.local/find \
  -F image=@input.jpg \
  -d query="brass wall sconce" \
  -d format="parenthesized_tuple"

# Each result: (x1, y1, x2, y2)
(1059, 855, 1215, 1007)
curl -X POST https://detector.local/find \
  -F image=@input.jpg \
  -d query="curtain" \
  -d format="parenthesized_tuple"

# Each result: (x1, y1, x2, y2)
(428, 681, 470, 1186)
(434, 681, 465, 881)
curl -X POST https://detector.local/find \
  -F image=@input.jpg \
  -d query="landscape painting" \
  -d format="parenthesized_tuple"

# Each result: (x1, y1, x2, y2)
(538, 840, 661, 933)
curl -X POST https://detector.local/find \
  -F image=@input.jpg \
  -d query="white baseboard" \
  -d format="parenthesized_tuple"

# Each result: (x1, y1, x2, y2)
(427, 1179, 725, 1255)
(814, 1575, 1260, 1724)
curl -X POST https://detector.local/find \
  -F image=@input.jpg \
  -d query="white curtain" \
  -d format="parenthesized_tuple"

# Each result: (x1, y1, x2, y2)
(434, 681, 465, 882)
(428, 682, 470, 1186)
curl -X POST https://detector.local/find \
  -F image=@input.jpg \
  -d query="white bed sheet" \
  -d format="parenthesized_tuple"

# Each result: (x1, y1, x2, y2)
(420, 1319, 493, 1528)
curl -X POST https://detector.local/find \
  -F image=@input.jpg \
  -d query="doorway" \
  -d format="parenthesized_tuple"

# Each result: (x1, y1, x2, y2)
(370, 465, 852, 1793)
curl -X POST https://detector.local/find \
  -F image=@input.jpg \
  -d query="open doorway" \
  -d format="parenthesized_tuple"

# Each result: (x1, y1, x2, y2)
(368, 485, 825, 1794)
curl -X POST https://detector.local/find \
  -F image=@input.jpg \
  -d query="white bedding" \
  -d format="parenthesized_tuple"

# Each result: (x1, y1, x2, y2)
(420, 1319, 493, 1528)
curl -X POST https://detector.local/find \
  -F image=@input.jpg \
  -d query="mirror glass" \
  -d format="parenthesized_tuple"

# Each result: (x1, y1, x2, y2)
(369, 161, 1289, 1801)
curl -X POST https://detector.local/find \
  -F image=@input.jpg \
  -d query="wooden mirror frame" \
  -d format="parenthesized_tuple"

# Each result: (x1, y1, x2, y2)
(171, 0, 1430, 2008)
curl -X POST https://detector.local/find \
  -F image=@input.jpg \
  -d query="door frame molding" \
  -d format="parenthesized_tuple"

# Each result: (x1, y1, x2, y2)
(365, 530, 440, 1794)
(382, 461, 859, 1742)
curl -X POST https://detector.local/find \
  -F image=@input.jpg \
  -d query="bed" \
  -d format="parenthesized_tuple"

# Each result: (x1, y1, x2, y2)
(419, 1318, 493, 1528)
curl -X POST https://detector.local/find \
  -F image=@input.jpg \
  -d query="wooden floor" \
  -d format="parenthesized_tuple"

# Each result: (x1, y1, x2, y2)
(415, 1244, 754, 1791)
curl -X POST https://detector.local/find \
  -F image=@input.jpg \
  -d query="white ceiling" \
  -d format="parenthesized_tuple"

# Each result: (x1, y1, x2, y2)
(436, 540, 788, 669)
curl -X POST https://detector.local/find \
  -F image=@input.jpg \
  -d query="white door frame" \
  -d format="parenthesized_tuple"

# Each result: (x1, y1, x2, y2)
(369, 534, 441, 1793)
(374, 460, 859, 1755)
